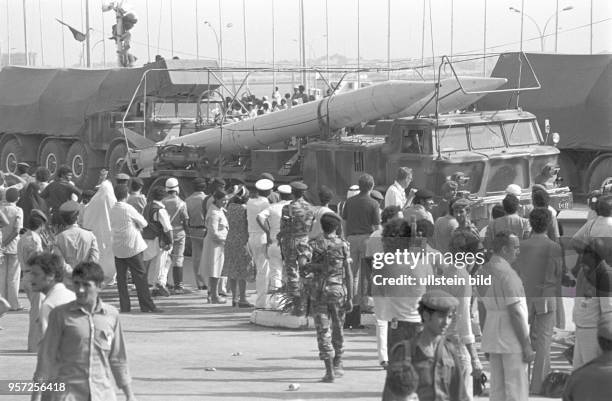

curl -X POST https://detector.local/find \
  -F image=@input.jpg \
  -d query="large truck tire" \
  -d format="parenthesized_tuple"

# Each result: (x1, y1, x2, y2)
(39, 140, 69, 177)
(0, 138, 24, 173)
(107, 143, 128, 182)
(66, 141, 105, 189)
(588, 156, 612, 193)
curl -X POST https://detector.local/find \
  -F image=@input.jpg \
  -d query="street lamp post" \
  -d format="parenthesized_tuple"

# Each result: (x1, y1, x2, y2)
(509, 5, 573, 52)
(204, 21, 233, 70)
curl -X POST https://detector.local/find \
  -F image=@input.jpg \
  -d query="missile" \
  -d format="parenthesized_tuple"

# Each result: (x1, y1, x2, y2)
(131, 80, 436, 171)
(389, 77, 508, 118)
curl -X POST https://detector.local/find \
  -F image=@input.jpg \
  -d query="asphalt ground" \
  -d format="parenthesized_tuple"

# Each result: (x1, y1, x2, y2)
(0, 204, 588, 400)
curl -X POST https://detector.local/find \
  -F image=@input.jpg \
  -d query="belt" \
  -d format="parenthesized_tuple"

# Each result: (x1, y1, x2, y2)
(189, 225, 206, 229)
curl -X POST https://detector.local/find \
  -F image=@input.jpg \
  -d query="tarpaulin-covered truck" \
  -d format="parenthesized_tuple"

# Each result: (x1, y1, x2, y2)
(480, 52, 612, 193)
(0, 58, 219, 188)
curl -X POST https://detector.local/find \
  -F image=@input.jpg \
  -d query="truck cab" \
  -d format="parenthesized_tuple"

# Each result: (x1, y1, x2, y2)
(303, 109, 573, 227)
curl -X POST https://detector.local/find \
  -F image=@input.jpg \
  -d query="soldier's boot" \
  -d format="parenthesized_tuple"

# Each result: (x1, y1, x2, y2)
(333, 355, 344, 377)
(172, 266, 184, 294)
(321, 358, 335, 383)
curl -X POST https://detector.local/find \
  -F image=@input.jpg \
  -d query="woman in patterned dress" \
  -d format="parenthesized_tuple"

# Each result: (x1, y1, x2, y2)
(222, 186, 254, 307)
(201, 190, 230, 304)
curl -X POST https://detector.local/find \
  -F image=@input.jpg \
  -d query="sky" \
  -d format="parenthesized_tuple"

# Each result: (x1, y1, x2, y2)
(0, 0, 610, 68)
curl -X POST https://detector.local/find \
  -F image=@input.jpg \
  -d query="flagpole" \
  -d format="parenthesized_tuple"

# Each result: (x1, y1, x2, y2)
(195, 0, 199, 59)
(7, 0, 11, 65)
(170, 0, 174, 57)
(60, 0, 65, 67)
(85, 0, 90, 67)
(101, 2, 106, 66)
(22, 0, 28, 65)
(38, 0, 44, 65)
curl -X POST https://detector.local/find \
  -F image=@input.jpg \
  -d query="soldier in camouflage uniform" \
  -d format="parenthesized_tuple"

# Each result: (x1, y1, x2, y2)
(277, 181, 315, 316)
(299, 213, 353, 383)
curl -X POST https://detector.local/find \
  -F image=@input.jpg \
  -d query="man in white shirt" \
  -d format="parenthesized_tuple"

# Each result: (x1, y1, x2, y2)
(110, 184, 159, 313)
(246, 179, 272, 308)
(384, 167, 412, 209)
(257, 185, 292, 309)
(28, 252, 75, 349)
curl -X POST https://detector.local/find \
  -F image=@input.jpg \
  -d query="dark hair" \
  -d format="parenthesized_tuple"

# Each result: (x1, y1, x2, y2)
(280, 192, 292, 201)
(213, 190, 227, 201)
(57, 165, 72, 179)
(416, 219, 434, 239)
(149, 186, 167, 202)
(358, 173, 375, 192)
(502, 194, 520, 214)
(318, 186, 334, 205)
(72, 261, 105, 286)
(491, 204, 506, 219)
(27, 252, 64, 282)
(320, 213, 341, 234)
(492, 231, 515, 253)
(381, 205, 402, 224)
(35, 167, 51, 182)
(29, 213, 46, 230)
(113, 184, 128, 200)
(532, 190, 549, 208)
(447, 198, 458, 216)
(529, 208, 551, 234)
(61, 211, 79, 225)
(130, 177, 144, 192)
(597, 195, 612, 217)
(382, 218, 411, 253)
(292, 188, 304, 198)
(449, 230, 481, 255)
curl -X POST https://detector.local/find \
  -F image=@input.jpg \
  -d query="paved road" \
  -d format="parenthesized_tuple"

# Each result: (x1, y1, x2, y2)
(0, 268, 573, 400)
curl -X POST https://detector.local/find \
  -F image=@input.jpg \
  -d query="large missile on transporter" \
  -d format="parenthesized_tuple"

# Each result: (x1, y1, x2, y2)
(130, 80, 438, 172)
(388, 76, 508, 118)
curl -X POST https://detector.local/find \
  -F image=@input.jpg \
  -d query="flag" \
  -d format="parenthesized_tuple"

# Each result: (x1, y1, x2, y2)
(55, 18, 89, 42)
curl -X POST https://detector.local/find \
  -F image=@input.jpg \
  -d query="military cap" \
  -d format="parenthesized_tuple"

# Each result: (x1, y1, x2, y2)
(320, 212, 342, 225)
(505, 184, 522, 197)
(255, 179, 274, 191)
(59, 200, 81, 213)
(116, 173, 130, 181)
(165, 177, 180, 193)
(598, 314, 612, 341)
(371, 190, 384, 201)
(420, 289, 459, 312)
(5, 187, 20, 203)
(259, 172, 275, 181)
(17, 162, 30, 169)
(290, 181, 308, 191)
(452, 198, 471, 210)
(441, 180, 459, 192)
(194, 178, 207, 191)
(278, 184, 292, 195)
(30, 209, 48, 223)
(414, 189, 434, 200)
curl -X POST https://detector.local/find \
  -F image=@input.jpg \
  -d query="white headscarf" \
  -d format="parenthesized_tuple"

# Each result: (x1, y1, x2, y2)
(82, 180, 117, 284)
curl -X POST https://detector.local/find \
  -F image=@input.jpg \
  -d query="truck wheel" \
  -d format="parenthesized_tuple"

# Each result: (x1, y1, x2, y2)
(0, 138, 24, 173)
(39, 141, 69, 177)
(107, 143, 128, 181)
(588, 156, 612, 193)
(67, 141, 104, 189)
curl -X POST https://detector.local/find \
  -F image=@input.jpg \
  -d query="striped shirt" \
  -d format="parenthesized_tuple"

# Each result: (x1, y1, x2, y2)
(110, 201, 148, 258)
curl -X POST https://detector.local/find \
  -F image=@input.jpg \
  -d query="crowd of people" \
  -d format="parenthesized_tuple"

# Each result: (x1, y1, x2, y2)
(1, 161, 611, 400)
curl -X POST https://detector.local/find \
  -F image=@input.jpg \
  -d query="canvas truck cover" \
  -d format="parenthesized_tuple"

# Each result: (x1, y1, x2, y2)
(479, 52, 612, 151)
(0, 59, 220, 138)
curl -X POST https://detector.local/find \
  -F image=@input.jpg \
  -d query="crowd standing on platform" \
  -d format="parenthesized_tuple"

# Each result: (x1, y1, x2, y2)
(1, 160, 612, 401)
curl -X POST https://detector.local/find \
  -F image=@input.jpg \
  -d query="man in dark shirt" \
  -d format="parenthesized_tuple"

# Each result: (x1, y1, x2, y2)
(40, 165, 82, 227)
(341, 173, 381, 328)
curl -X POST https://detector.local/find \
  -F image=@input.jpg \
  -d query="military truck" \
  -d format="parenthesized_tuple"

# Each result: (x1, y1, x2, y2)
(302, 109, 573, 227)
(0, 58, 219, 188)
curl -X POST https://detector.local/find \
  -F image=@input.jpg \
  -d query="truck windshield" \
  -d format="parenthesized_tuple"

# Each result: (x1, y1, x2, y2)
(504, 121, 541, 146)
(470, 124, 505, 149)
(437, 126, 468, 152)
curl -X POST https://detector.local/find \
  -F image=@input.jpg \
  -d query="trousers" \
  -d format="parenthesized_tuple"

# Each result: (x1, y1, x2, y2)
(189, 233, 205, 286)
(346, 234, 369, 304)
(267, 242, 283, 290)
(313, 299, 346, 360)
(573, 326, 601, 370)
(115, 253, 156, 312)
(489, 353, 529, 401)
(376, 319, 388, 364)
(280, 236, 309, 297)
(528, 310, 555, 394)
(0, 254, 20, 308)
(249, 234, 270, 308)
